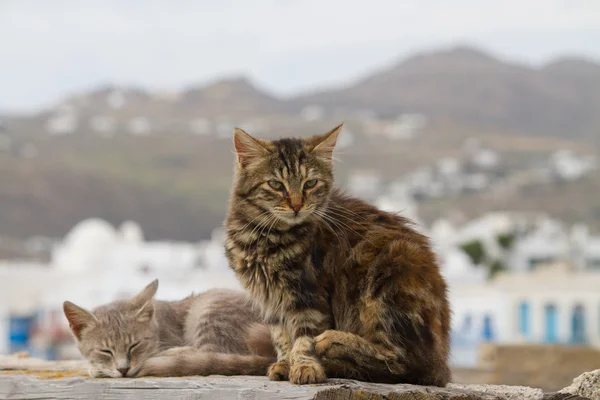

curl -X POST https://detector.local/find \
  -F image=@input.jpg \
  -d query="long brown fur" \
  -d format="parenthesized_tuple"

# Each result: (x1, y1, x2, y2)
(225, 125, 451, 386)
(63, 280, 276, 378)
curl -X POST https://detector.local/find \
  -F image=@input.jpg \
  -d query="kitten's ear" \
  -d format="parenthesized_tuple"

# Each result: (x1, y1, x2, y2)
(131, 279, 159, 306)
(233, 128, 271, 168)
(135, 300, 155, 323)
(131, 279, 158, 323)
(63, 301, 97, 340)
(307, 123, 343, 162)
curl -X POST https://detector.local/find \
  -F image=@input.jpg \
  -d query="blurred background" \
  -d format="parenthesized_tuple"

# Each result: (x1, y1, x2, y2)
(1, 0, 599, 391)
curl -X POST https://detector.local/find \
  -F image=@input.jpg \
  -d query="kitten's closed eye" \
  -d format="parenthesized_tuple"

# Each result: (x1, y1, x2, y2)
(128, 341, 141, 355)
(99, 349, 114, 357)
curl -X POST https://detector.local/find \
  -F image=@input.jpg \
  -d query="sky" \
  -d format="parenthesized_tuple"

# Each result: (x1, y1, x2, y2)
(1, 0, 599, 112)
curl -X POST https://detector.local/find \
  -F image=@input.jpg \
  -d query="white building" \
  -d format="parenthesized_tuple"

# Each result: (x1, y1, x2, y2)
(128, 117, 152, 136)
(52, 219, 203, 274)
(509, 217, 600, 272)
(452, 261, 600, 350)
(0, 218, 241, 357)
(89, 115, 117, 136)
(382, 113, 427, 140)
(46, 105, 78, 136)
(550, 150, 597, 181)
(189, 118, 212, 136)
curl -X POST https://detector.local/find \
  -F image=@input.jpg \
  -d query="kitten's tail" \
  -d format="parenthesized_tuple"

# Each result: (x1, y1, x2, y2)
(244, 322, 276, 358)
(137, 351, 275, 377)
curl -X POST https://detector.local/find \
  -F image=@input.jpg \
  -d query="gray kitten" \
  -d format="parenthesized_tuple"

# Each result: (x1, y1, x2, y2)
(63, 279, 275, 378)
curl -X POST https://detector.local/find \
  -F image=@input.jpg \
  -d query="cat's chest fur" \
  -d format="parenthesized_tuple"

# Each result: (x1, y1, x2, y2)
(225, 225, 327, 320)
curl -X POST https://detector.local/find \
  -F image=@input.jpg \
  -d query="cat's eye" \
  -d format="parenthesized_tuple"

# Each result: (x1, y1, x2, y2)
(128, 342, 141, 354)
(99, 349, 113, 356)
(304, 179, 318, 189)
(268, 180, 283, 190)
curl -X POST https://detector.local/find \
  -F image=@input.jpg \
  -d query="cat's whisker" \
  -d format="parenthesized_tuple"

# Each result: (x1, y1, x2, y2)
(235, 212, 271, 236)
(243, 214, 273, 253)
(265, 214, 280, 241)
(324, 208, 370, 229)
(257, 214, 277, 241)
(314, 215, 349, 248)
(312, 209, 351, 248)
(328, 202, 367, 221)
(317, 209, 373, 245)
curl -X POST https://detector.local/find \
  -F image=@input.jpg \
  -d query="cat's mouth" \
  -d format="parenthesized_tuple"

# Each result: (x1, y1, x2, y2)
(276, 210, 311, 225)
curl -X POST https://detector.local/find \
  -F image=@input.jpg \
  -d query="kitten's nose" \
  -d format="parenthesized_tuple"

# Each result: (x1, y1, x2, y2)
(291, 203, 302, 213)
(118, 367, 130, 377)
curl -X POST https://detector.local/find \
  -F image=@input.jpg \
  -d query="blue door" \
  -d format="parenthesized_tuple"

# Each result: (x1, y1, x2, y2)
(8, 315, 34, 353)
(518, 301, 530, 337)
(571, 305, 587, 344)
(482, 314, 495, 341)
(544, 304, 558, 343)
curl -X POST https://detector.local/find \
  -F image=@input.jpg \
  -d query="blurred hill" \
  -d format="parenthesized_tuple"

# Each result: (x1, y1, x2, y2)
(295, 46, 600, 139)
(0, 45, 599, 243)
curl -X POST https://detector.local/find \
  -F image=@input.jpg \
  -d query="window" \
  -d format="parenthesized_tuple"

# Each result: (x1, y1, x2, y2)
(482, 314, 495, 341)
(462, 314, 472, 333)
(518, 301, 530, 337)
(544, 304, 558, 343)
(587, 258, 600, 270)
(529, 257, 555, 271)
(571, 304, 587, 344)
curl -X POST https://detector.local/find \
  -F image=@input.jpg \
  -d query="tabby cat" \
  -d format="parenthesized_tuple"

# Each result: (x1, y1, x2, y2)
(225, 124, 450, 386)
(63, 279, 275, 378)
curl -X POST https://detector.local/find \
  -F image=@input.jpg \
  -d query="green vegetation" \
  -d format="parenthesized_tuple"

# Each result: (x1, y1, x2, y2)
(460, 240, 487, 266)
(496, 232, 515, 250)
(489, 260, 507, 279)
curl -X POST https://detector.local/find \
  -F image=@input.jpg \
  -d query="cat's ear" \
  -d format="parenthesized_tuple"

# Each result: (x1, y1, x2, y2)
(131, 279, 159, 306)
(131, 279, 158, 323)
(63, 301, 97, 340)
(233, 128, 271, 168)
(135, 300, 155, 323)
(307, 123, 343, 162)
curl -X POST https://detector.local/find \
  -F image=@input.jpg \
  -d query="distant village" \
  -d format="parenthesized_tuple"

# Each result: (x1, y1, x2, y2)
(1, 87, 596, 191)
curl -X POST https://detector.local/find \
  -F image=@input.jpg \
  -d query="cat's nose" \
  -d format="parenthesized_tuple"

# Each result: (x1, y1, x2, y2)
(291, 203, 302, 213)
(118, 367, 130, 377)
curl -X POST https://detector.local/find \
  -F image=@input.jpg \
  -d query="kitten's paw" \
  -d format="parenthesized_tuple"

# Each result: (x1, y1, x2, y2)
(267, 361, 290, 381)
(314, 330, 347, 358)
(289, 361, 326, 385)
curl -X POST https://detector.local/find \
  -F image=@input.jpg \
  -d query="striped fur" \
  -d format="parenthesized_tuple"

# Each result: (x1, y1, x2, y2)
(63, 280, 276, 378)
(225, 125, 451, 386)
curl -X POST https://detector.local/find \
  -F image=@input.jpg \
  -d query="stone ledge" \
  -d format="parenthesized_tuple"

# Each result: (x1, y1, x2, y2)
(0, 355, 593, 400)
(558, 369, 600, 400)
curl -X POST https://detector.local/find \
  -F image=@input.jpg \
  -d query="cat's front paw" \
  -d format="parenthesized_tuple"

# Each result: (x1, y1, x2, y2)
(289, 361, 326, 385)
(267, 361, 289, 381)
(314, 329, 347, 358)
